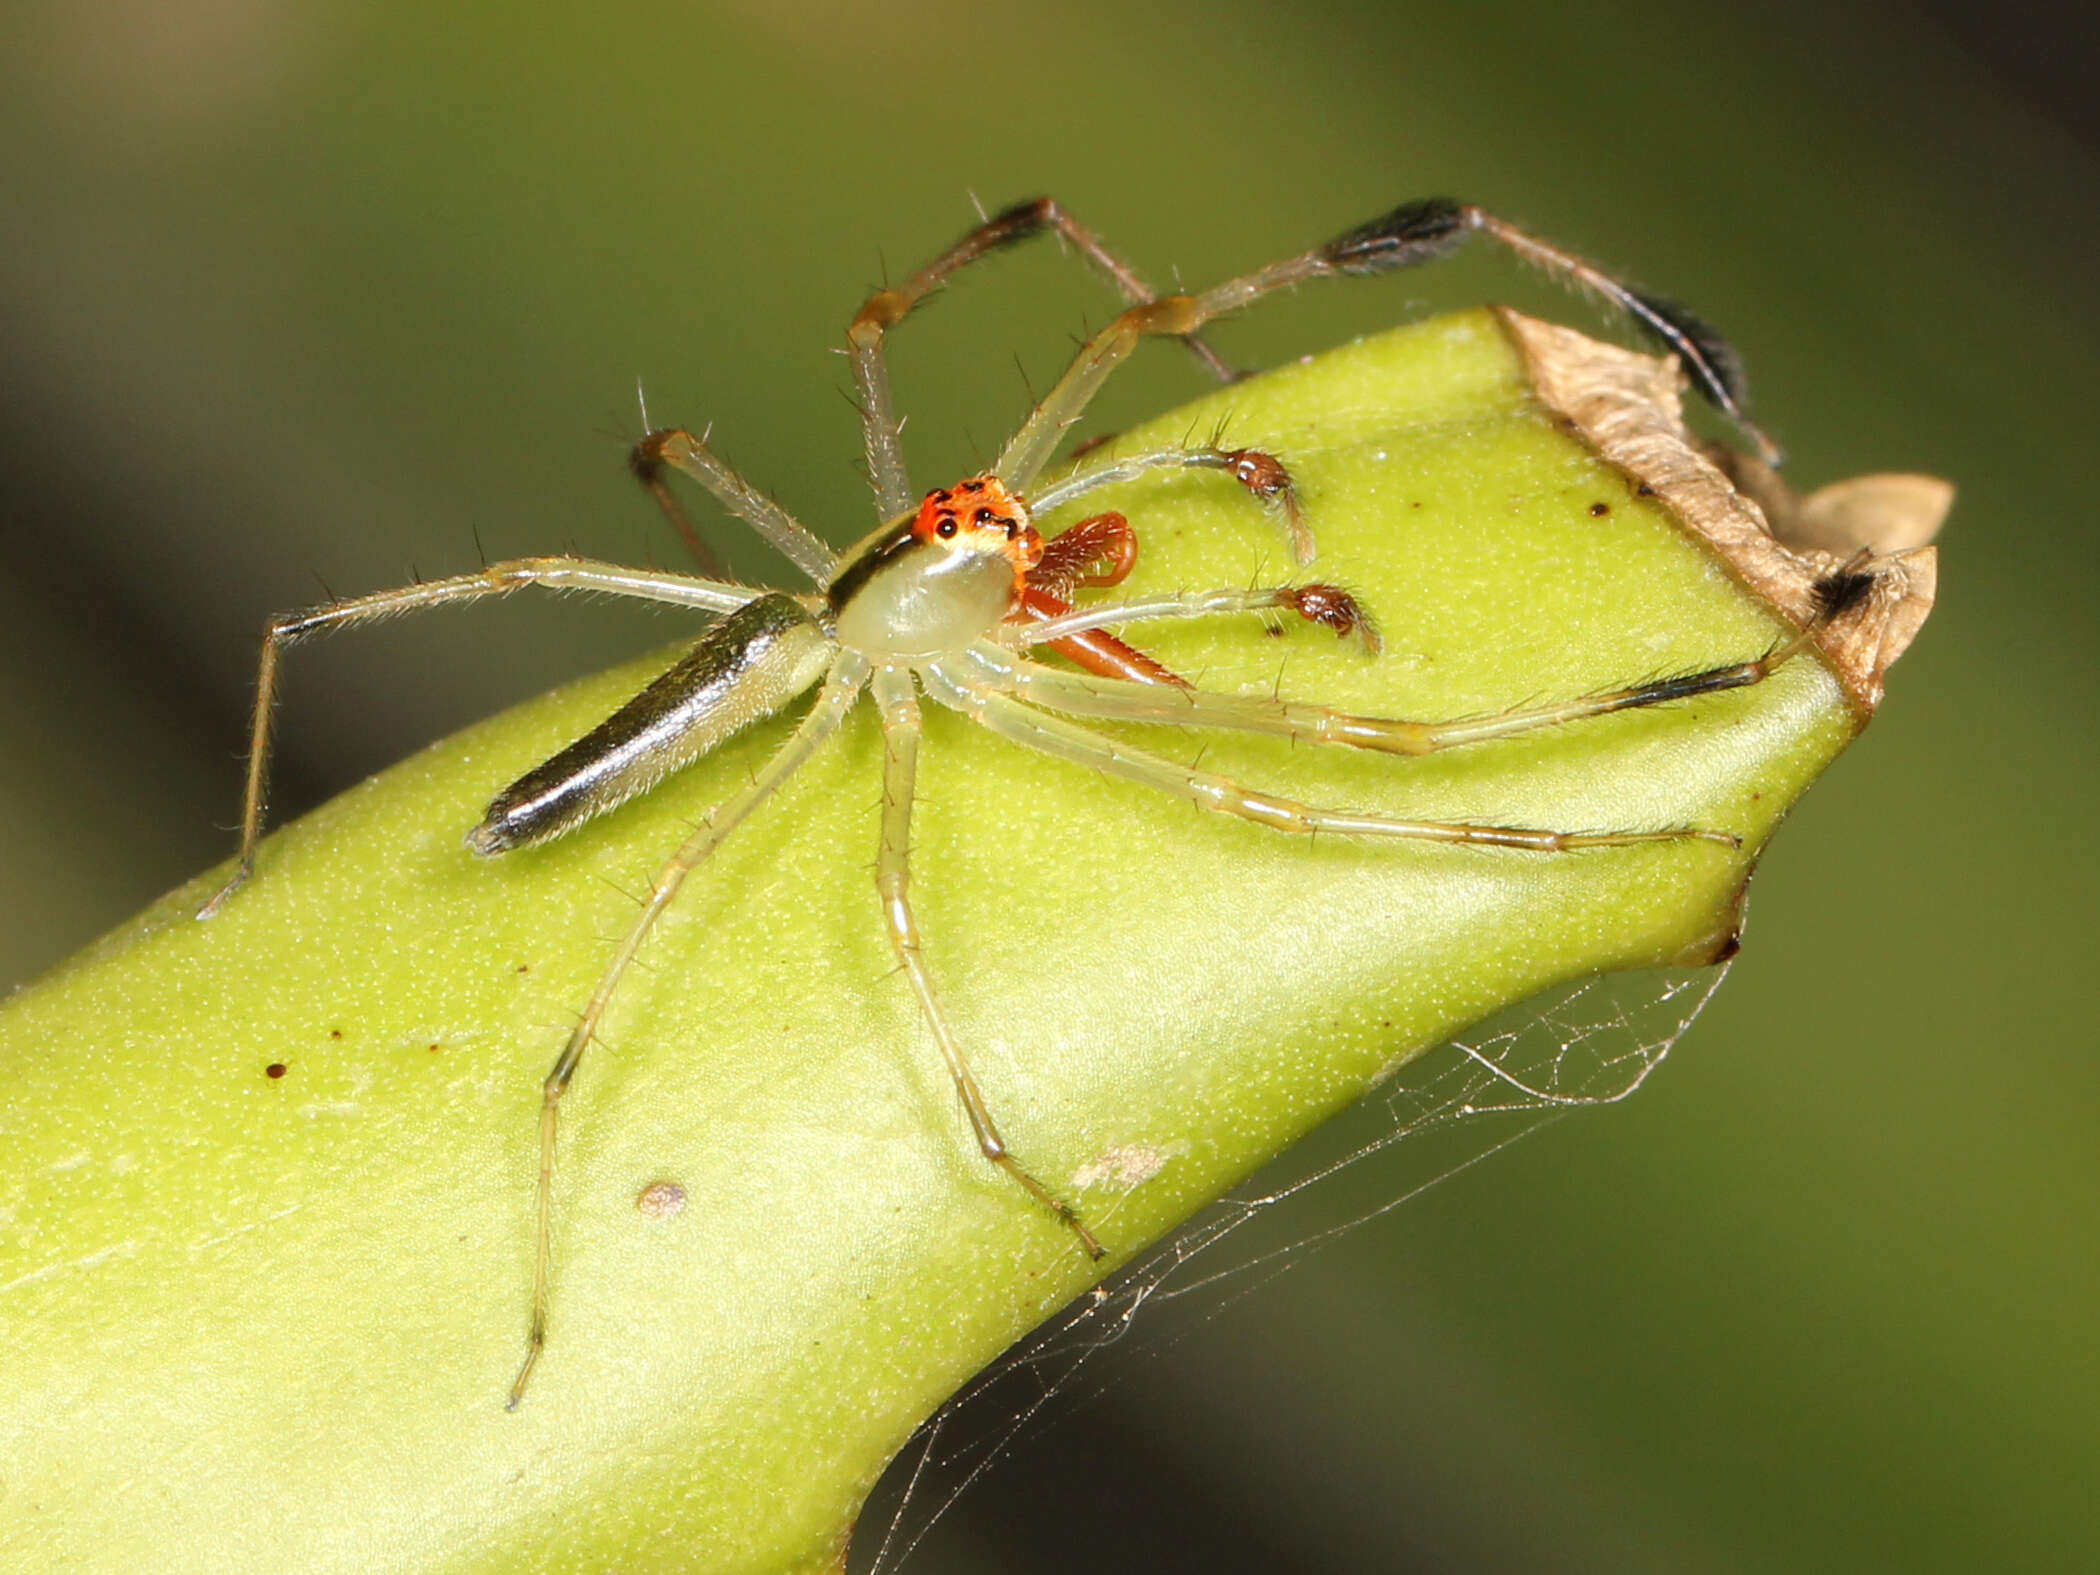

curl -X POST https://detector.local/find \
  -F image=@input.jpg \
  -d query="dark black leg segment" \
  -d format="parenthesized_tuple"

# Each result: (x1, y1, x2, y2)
(1297, 198, 1780, 463)
(1624, 292, 1750, 411)
(1321, 198, 1471, 273)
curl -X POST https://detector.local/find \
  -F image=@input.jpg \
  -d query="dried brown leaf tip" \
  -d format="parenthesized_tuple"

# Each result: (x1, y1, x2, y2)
(1497, 308, 1947, 720)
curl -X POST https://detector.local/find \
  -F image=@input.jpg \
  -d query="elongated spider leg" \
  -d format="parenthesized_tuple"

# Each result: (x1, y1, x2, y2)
(924, 668, 1738, 852)
(1001, 582, 1382, 657)
(1336, 201, 1780, 466)
(1032, 444, 1310, 563)
(997, 566, 1875, 751)
(1017, 511, 1359, 687)
(995, 296, 1257, 491)
(507, 651, 871, 1409)
(195, 559, 761, 919)
(870, 665, 1104, 1259)
(1229, 200, 1777, 464)
(996, 200, 1778, 490)
(1013, 579, 1373, 686)
(960, 620, 1824, 760)
(849, 197, 1236, 520)
(627, 426, 837, 585)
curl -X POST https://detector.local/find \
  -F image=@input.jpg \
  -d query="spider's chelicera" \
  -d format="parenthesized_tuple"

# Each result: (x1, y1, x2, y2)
(197, 197, 1828, 1407)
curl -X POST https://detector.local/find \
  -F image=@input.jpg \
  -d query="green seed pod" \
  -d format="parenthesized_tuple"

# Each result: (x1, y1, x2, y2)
(0, 309, 1940, 1574)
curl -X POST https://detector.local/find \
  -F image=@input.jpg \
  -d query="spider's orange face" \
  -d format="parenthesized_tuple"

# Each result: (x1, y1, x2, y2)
(912, 475, 1043, 594)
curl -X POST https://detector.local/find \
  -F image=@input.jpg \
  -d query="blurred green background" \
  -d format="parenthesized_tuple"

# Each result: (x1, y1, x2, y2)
(1, 0, 2093, 1570)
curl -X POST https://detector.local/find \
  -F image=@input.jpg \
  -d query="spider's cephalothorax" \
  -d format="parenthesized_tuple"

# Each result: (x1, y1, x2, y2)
(827, 475, 1042, 658)
(196, 195, 1840, 1407)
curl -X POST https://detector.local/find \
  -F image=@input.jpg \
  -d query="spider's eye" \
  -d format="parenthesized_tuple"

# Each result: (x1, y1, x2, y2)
(973, 507, 995, 526)
(936, 518, 958, 539)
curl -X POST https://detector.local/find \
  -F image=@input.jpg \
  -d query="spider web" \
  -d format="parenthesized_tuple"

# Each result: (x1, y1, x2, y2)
(854, 962, 1732, 1572)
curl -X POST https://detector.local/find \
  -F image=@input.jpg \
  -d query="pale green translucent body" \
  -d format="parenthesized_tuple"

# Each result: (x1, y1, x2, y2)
(0, 311, 1855, 1572)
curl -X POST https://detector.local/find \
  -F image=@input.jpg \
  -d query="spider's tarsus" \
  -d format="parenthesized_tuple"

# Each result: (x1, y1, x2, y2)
(1809, 560, 1878, 623)
(506, 1333, 543, 1411)
(1058, 1207, 1107, 1260)
(194, 868, 247, 921)
(1282, 583, 1381, 655)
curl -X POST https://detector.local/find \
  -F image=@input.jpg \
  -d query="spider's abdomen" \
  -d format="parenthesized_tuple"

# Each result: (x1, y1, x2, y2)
(466, 592, 834, 855)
